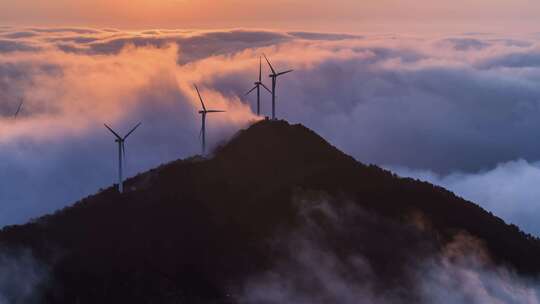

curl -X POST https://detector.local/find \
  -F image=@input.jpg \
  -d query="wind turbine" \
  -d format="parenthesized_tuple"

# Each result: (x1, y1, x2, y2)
(194, 85, 225, 156)
(263, 54, 293, 120)
(246, 56, 272, 116)
(104, 122, 141, 193)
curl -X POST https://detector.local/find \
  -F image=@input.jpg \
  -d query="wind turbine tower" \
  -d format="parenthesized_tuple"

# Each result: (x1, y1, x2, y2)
(194, 85, 226, 155)
(104, 122, 141, 193)
(246, 56, 272, 116)
(263, 54, 293, 120)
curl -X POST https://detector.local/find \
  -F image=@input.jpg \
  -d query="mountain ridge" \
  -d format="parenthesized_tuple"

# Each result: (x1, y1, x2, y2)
(0, 119, 538, 303)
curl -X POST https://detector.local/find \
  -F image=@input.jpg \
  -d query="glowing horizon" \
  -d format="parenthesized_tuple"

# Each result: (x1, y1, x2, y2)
(1, 0, 539, 33)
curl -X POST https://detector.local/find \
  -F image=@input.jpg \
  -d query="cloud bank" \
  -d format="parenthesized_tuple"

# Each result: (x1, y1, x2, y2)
(1, 27, 540, 237)
(392, 160, 540, 236)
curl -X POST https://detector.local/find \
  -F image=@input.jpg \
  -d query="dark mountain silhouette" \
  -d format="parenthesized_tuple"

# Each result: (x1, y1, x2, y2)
(1, 119, 539, 303)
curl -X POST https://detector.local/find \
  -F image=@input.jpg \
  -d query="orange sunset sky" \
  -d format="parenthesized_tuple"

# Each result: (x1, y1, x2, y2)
(1, 0, 539, 32)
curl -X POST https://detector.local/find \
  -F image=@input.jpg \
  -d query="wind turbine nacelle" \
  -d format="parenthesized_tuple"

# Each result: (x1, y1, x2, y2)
(199, 110, 206, 114)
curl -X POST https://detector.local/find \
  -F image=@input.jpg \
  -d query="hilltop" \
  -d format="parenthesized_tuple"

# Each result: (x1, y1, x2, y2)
(1, 119, 539, 303)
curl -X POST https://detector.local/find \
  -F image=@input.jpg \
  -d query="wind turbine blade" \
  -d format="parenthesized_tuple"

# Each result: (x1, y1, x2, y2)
(199, 126, 204, 139)
(104, 124, 122, 140)
(260, 83, 272, 94)
(14, 99, 23, 118)
(245, 86, 257, 96)
(277, 69, 294, 76)
(206, 110, 226, 113)
(263, 54, 276, 75)
(194, 84, 207, 111)
(259, 56, 262, 82)
(124, 122, 141, 140)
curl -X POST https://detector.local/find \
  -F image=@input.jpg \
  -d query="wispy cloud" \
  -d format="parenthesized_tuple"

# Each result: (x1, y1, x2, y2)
(239, 199, 540, 304)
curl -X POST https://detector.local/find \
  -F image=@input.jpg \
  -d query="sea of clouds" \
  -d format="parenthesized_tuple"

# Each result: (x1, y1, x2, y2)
(1, 26, 540, 237)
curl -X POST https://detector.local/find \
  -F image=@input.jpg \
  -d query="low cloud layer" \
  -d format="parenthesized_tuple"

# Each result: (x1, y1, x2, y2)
(0, 249, 48, 303)
(239, 199, 540, 304)
(1, 27, 540, 236)
(392, 160, 540, 236)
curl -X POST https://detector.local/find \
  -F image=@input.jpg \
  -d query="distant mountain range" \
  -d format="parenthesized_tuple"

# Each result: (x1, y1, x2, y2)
(1, 119, 538, 303)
